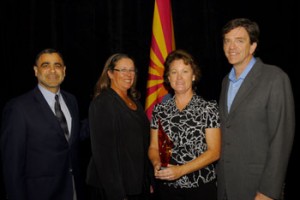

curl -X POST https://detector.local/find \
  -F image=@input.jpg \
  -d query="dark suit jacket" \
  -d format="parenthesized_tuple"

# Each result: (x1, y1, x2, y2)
(217, 58, 295, 200)
(1, 87, 84, 200)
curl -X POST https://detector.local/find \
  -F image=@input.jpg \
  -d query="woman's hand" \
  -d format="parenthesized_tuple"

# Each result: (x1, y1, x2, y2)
(155, 164, 183, 181)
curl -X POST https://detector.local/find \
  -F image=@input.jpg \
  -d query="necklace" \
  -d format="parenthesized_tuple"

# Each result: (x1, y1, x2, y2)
(122, 96, 136, 110)
(127, 101, 133, 106)
(112, 88, 137, 109)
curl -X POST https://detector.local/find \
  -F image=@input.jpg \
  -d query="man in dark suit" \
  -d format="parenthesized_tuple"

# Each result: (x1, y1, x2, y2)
(217, 18, 295, 200)
(1, 48, 84, 200)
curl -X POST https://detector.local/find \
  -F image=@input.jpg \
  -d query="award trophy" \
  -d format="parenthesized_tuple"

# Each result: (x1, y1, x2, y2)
(158, 120, 173, 168)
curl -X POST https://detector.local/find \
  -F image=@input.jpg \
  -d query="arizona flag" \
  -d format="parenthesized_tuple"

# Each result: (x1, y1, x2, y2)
(145, 0, 175, 120)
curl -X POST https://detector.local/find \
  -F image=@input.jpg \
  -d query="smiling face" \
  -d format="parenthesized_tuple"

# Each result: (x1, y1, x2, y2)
(223, 26, 257, 70)
(108, 57, 136, 94)
(168, 59, 195, 95)
(33, 53, 66, 93)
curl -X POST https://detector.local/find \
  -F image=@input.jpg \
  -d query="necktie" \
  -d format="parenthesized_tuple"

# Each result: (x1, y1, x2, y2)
(55, 94, 69, 139)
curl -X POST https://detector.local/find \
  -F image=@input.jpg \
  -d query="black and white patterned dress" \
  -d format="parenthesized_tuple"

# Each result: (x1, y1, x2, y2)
(151, 94, 220, 188)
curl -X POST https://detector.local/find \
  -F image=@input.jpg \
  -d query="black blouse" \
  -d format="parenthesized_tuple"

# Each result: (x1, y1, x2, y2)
(87, 88, 150, 199)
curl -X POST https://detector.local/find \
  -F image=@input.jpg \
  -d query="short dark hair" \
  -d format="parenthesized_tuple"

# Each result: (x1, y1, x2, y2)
(35, 48, 64, 66)
(222, 18, 260, 45)
(163, 49, 201, 92)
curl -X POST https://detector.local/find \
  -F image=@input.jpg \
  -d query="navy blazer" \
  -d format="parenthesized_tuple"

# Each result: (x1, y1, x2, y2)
(1, 87, 84, 200)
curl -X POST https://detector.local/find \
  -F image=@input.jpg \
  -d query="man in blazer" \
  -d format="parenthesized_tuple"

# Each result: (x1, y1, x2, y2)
(217, 18, 295, 200)
(1, 48, 84, 200)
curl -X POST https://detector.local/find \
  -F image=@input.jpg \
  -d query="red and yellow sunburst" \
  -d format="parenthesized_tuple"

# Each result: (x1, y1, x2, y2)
(145, 0, 175, 120)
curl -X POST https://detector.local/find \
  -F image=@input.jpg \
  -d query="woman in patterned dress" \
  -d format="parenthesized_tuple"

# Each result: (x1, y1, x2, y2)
(148, 49, 221, 200)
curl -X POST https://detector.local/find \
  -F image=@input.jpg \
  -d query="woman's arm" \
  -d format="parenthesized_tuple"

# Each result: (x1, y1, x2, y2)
(148, 128, 162, 172)
(155, 127, 221, 181)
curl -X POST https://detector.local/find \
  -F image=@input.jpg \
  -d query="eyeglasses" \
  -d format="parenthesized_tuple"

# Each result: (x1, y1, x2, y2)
(113, 68, 137, 74)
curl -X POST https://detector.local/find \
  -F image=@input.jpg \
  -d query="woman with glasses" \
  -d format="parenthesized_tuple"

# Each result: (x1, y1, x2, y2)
(86, 53, 152, 200)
